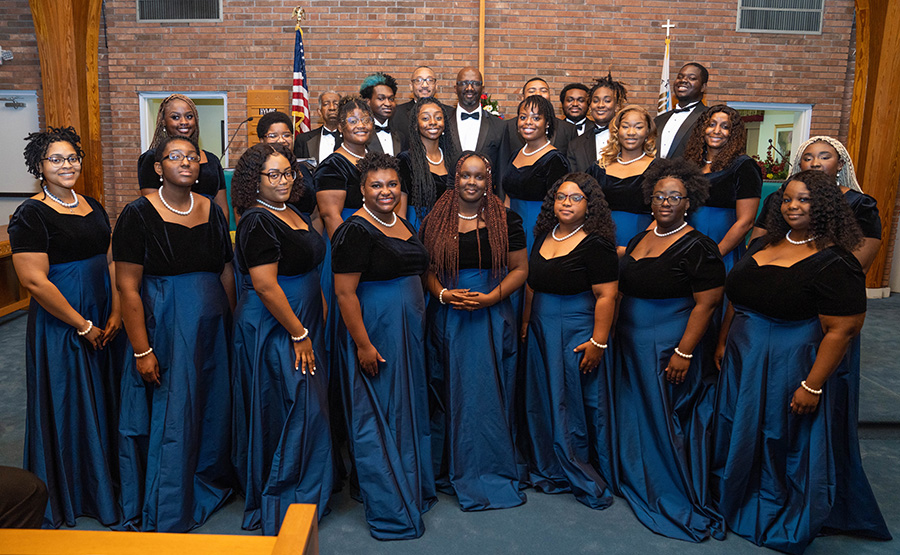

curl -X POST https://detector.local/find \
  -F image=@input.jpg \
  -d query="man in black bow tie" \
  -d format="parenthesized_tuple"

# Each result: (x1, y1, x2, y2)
(655, 62, 710, 159)
(294, 90, 342, 164)
(559, 83, 591, 136)
(448, 66, 505, 182)
(566, 72, 628, 172)
(360, 72, 403, 156)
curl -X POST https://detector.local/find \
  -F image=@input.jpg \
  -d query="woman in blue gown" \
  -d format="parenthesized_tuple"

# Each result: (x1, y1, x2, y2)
(397, 97, 457, 230)
(10, 126, 123, 528)
(614, 158, 726, 542)
(501, 95, 569, 253)
(587, 104, 658, 252)
(332, 152, 437, 539)
(230, 143, 333, 535)
(521, 172, 617, 509)
(711, 170, 891, 553)
(682, 105, 761, 272)
(113, 135, 236, 532)
(419, 152, 528, 511)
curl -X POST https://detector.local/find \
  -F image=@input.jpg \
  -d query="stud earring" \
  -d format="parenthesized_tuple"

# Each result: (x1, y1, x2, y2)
(195, 179, 199, 184)
(159, 176, 163, 182)
(684, 211, 688, 217)
(39, 175, 43, 181)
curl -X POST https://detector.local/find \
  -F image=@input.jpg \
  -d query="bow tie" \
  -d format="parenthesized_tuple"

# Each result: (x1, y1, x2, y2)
(593, 125, 609, 134)
(322, 128, 341, 139)
(376, 126, 391, 134)
(568, 119, 587, 132)
(461, 111, 480, 121)
(673, 104, 698, 114)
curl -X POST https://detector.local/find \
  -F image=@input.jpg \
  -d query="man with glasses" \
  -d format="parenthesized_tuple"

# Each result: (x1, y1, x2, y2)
(294, 90, 342, 165)
(392, 66, 451, 141)
(448, 66, 505, 184)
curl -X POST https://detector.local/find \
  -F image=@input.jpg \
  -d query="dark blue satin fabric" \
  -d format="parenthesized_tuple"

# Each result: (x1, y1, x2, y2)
(336, 276, 437, 539)
(687, 206, 741, 272)
(711, 306, 890, 553)
(118, 272, 233, 532)
(522, 290, 613, 510)
(232, 271, 334, 535)
(426, 269, 525, 511)
(508, 198, 542, 254)
(614, 295, 725, 542)
(24, 254, 122, 528)
(611, 211, 653, 248)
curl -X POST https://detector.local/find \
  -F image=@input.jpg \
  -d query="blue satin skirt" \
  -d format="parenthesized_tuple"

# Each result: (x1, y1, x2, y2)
(711, 306, 890, 553)
(508, 198, 542, 254)
(406, 206, 430, 232)
(614, 295, 725, 542)
(611, 210, 653, 248)
(522, 290, 613, 510)
(118, 272, 233, 532)
(232, 271, 333, 535)
(336, 275, 437, 539)
(24, 254, 122, 528)
(688, 206, 741, 272)
(426, 269, 525, 511)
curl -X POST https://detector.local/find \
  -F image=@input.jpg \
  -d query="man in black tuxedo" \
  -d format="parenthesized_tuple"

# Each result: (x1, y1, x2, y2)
(559, 83, 591, 137)
(447, 66, 505, 178)
(293, 90, 341, 165)
(501, 77, 577, 164)
(392, 66, 452, 139)
(655, 62, 710, 159)
(567, 73, 628, 172)
(360, 72, 404, 156)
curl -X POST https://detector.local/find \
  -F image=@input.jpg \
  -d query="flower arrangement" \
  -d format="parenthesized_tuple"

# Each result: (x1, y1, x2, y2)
(480, 93, 501, 118)
(753, 144, 789, 180)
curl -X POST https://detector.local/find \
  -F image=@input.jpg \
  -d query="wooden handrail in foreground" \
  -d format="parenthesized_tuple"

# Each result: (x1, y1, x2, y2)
(0, 503, 317, 555)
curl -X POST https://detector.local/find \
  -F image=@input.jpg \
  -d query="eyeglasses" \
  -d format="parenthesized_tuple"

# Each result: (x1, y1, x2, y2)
(265, 132, 293, 141)
(163, 152, 201, 163)
(260, 170, 297, 183)
(411, 77, 436, 86)
(650, 194, 687, 206)
(555, 193, 586, 203)
(457, 80, 483, 88)
(344, 116, 373, 126)
(42, 155, 82, 166)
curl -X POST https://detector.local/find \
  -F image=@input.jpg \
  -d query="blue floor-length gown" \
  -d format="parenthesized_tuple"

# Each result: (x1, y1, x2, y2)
(588, 163, 656, 248)
(503, 149, 569, 253)
(10, 197, 122, 529)
(231, 207, 333, 535)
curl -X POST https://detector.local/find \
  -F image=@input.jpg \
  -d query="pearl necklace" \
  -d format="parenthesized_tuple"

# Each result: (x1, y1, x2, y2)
(616, 152, 647, 165)
(425, 148, 444, 166)
(785, 230, 816, 245)
(653, 221, 688, 237)
(522, 140, 551, 156)
(552, 223, 584, 242)
(257, 198, 286, 211)
(159, 186, 194, 216)
(363, 203, 397, 227)
(42, 186, 79, 209)
(457, 210, 481, 221)
(342, 146, 365, 160)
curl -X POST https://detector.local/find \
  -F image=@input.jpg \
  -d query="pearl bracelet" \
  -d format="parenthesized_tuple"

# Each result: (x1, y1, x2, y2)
(134, 347, 154, 358)
(439, 288, 448, 305)
(800, 380, 822, 395)
(589, 338, 608, 349)
(291, 328, 310, 343)
(76, 320, 93, 336)
(674, 347, 693, 359)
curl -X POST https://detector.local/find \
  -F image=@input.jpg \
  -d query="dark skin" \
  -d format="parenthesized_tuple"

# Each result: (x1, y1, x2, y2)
(562, 88, 589, 120)
(716, 180, 865, 414)
(673, 64, 707, 105)
(456, 67, 484, 111)
(630, 178, 723, 383)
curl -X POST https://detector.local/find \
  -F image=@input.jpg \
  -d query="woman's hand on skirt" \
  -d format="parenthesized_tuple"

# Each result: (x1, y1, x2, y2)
(293, 339, 316, 375)
(80, 325, 103, 350)
(790, 386, 820, 415)
(665, 354, 690, 384)
(574, 342, 603, 374)
(136, 353, 161, 386)
(519, 322, 528, 342)
(99, 312, 122, 348)
(714, 342, 726, 371)
(357, 343, 385, 376)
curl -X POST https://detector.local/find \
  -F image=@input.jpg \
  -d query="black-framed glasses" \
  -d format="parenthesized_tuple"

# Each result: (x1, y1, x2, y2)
(411, 77, 436, 86)
(555, 193, 586, 203)
(650, 194, 687, 206)
(265, 132, 294, 141)
(260, 170, 297, 183)
(345, 116, 373, 126)
(457, 80, 483, 88)
(164, 152, 201, 163)
(42, 155, 82, 166)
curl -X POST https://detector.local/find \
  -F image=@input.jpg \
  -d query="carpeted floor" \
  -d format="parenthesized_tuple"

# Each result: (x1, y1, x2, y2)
(0, 296, 897, 554)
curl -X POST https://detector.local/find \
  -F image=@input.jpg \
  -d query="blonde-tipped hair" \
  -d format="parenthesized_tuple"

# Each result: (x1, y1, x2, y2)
(150, 94, 200, 150)
(598, 104, 657, 168)
(789, 135, 862, 193)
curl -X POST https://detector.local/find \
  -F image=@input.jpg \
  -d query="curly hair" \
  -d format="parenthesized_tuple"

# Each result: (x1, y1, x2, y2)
(588, 72, 628, 106)
(230, 143, 303, 215)
(683, 105, 746, 172)
(23, 126, 85, 179)
(420, 152, 509, 286)
(599, 104, 657, 168)
(150, 94, 200, 150)
(516, 95, 557, 141)
(406, 97, 459, 220)
(762, 170, 863, 252)
(359, 72, 398, 98)
(357, 152, 400, 189)
(256, 110, 293, 139)
(641, 158, 710, 216)
(533, 172, 617, 244)
(153, 135, 200, 164)
(337, 95, 374, 125)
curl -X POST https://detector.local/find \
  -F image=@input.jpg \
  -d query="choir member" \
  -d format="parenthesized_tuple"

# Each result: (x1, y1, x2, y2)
(360, 72, 403, 155)
(559, 83, 591, 136)
(568, 72, 628, 172)
(655, 63, 710, 159)
(448, 67, 506, 180)
(295, 90, 342, 164)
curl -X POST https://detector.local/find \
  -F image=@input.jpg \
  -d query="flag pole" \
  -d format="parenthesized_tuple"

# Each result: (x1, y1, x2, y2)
(658, 19, 676, 115)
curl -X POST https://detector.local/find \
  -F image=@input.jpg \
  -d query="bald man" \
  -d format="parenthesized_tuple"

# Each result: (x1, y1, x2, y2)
(392, 66, 452, 141)
(446, 66, 505, 182)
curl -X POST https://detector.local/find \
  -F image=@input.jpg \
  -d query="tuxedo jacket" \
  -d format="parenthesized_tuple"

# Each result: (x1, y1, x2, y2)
(654, 104, 709, 159)
(366, 127, 405, 156)
(447, 106, 506, 179)
(294, 125, 338, 164)
(566, 122, 605, 173)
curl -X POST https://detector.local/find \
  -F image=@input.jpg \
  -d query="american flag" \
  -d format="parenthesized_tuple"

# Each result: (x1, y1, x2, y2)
(291, 27, 311, 134)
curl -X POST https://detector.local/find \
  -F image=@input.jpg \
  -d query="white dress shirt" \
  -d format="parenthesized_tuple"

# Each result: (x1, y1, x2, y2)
(594, 127, 611, 162)
(318, 126, 339, 161)
(658, 102, 700, 158)
(456, 106, 482, 152)
(567, 118, 589, 136)
(374, 120, 394, 155)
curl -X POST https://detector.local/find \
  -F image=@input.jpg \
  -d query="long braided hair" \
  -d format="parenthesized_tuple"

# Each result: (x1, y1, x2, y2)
(420, 152, 509, 287)
(150, 94, 200, 150)
(406, 97, 458, 221)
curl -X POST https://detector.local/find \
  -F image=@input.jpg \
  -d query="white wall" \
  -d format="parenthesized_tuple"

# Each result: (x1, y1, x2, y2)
(0, 91, 41, 223)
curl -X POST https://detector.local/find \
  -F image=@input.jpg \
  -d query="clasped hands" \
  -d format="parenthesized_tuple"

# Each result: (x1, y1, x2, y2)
(441, 288, 497, 311)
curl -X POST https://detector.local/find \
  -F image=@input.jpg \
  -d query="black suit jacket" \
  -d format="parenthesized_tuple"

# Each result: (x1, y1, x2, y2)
(294, 125, 337, 164)
(654, 104, 708, 159)
(447, 106, 505, 179)
(366, 126, 405, 156)
(567, 123, 609, 173)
